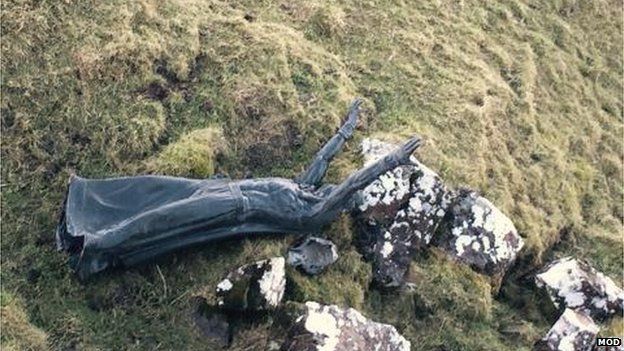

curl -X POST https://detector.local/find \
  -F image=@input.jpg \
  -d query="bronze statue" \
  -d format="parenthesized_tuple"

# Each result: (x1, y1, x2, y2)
(56, 99, 422, 280)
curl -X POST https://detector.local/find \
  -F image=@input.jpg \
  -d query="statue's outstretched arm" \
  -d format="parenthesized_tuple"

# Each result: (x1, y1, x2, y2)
(309, 136, 422, 222)
(295, 99, 362, 188)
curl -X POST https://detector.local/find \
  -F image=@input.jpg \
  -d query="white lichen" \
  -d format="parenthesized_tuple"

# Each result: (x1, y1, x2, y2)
(454, 235, 473, 256)
(304, 302, 341, 351)
(449, 194, 523, 267)
(541, 309, 599, 351)
(216, 278, 233, 292)
(472, 196, 523, 263)
(536, 257, 623, 317)
(301, 301, 411, 351)
(257, 257, 286, 307)
(381, 241, 394, 258)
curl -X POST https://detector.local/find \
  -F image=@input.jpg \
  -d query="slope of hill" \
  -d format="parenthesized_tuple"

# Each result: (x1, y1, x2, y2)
(2, 0, 622, 349)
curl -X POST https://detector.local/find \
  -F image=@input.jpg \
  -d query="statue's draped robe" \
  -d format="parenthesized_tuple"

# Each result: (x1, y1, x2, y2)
(55, 100, 417, 280)
(57, 175, 335, 280)
(59, 176, 224, 279)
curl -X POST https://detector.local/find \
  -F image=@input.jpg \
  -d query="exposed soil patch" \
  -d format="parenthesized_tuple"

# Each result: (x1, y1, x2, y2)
(143, 82, 169, 101)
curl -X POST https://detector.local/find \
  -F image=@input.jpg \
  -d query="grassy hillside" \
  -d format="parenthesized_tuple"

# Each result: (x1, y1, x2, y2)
(1, 0, 622, 349)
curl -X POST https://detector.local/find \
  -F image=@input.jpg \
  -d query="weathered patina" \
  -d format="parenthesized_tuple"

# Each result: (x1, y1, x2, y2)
(56, 100, 422, 280)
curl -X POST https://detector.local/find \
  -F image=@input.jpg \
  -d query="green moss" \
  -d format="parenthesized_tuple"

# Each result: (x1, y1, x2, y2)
(146, 127, 225, 177)
(407, 252, 493, 322)
(287, 249, 371, 310)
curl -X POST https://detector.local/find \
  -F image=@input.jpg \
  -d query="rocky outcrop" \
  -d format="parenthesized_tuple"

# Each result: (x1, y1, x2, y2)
(433, 189, 524, 286)
(287, 236, 338, 275)
(356, 138, 452, 287)
(535, 257, 624, 321)
(533, 308, 599, 351)
(281, 301, 411, 351)
(216, 257, 286, 310)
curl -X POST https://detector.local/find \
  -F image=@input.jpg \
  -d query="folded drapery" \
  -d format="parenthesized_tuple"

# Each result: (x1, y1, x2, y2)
(55, 99, 422, 280)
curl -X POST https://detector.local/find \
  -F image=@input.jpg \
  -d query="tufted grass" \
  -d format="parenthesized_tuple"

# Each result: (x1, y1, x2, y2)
(1, 0, 621, 349)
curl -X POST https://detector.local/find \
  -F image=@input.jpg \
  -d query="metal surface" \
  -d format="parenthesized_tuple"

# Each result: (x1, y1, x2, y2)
(56, 99, 421, 280)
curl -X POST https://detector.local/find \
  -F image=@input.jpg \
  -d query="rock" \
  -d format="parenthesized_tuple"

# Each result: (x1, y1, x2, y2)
(192, 299, 231, 348)
(533, 308, 599, 351)
(535, 257, 624, 321)
(433, 189, 524, 286)
(355, 138, 452, 287)
(287, 236, 338, 275)
(216, 257, 286, 310)
(358, 138, 414, 222)
(281, 301, 411, 351)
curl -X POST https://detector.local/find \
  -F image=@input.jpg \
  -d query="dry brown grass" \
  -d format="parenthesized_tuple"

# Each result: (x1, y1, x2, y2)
(1, 292, 48, 351)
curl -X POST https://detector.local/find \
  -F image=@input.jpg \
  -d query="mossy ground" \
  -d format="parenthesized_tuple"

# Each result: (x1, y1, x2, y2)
(1, 0, 622, 349)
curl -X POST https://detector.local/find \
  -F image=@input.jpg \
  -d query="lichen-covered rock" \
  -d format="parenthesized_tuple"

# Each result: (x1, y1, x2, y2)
(358, 138, 414, 222)
(433, 189, 523, 285)
(287, 236, 338, 275)
(535, 257, 624, 321)
(216, 257, 286, 310)
(356, 138, 452, 287)
(281, 301, 411, 351)
(533, 308, 599, 351)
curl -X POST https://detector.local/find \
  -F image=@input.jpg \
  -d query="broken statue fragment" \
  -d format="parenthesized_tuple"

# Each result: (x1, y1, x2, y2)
(216, 257, 286, 310)
(355, 138, 452, 287)
(281, 301, 411, 351)
(55, 99, 424, 280)
(287, 236, 338, 275)
(433, 189, 524, 285)
(535, 257, 624, 321)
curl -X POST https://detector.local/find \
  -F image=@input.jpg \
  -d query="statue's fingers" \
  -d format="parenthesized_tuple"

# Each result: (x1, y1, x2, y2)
(407, 136, 422, 152)
(347, 100, 362, 122)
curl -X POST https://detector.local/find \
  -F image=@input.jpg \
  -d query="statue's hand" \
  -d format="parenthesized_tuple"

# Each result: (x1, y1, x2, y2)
(391, 136, 422, 165)
(338, 98, 362, 139)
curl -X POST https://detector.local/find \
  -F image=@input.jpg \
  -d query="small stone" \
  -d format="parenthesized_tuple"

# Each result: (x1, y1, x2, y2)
(202, 99, 214, 112)
(535, 257, 624, 321)
(356, 138, 452, 287)
(287, 236, 338, 275)
(244, 12, 255, 22)
(281, 301, 411, 351)
(216, 257, 286, 310)
(533, 309, 599, 351)
(433, 189, 524, 287)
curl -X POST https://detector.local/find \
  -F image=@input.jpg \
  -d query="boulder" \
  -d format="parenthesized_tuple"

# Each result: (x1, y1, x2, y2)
(356, 138, 452, 287)
(216, 257, 286, 310)
(535, 257, 624, 321)
(433, 189, 524, 285)
(533, 308, 599, 351)
(287, 236, 339, 275)
(281, 301, 411, 351)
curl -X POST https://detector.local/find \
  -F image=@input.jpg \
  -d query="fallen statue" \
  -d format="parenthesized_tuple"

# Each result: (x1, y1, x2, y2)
(56, 99, 423, 280)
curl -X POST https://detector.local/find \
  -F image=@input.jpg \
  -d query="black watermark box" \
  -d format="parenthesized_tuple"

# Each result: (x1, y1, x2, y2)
(595, 337, 622, 349)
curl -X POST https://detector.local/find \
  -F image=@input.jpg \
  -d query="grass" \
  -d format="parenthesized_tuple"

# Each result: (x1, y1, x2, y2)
(1, 0, 622, 349)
